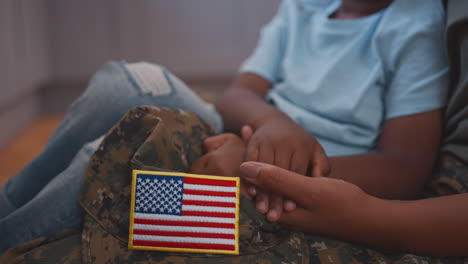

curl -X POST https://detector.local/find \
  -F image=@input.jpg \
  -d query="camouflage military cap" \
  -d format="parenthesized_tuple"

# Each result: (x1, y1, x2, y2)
(79, 106, 310, 263)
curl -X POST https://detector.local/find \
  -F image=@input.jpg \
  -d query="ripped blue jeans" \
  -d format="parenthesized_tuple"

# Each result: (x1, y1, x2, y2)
(0, 61, 222, 253)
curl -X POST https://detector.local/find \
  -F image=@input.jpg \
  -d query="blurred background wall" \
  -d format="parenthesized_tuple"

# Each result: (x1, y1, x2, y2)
(0, 0, 50, 147)
(0, 0, 281, 147)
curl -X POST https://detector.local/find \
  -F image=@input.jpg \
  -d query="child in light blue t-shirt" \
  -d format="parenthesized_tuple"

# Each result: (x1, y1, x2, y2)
(192, 0, 454, 255)
(202, 0, 449, 222)
(241, 0, 448, 156)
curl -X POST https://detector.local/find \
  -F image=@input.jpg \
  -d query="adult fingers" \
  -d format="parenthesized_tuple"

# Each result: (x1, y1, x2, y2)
(240, 161, 321, 208)
(242, 182, 257, 200)
(279, 208, 320, 234)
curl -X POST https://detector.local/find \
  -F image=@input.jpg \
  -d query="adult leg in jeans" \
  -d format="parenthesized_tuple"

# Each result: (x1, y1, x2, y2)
(0, 61, 222, 219)
(0, 138, 99, 254)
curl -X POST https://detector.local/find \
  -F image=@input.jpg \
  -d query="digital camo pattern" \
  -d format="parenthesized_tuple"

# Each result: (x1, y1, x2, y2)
(0, 228, 82, 264)
(427, 153, 468, 197)
(1, 106, 467, 263)
(305, 233, 467, 264)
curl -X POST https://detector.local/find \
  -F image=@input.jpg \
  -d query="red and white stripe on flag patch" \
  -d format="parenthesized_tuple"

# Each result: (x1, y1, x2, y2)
(129, 170, 240, 255)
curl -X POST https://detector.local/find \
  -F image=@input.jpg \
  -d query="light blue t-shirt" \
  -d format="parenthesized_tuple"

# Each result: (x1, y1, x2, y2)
(240, 0, 449, 156)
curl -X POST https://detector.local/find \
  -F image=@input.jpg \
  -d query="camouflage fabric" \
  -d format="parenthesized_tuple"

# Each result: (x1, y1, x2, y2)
(0, 228, 81, 264)
(1, 106, 468, 263)
(305, 234, 467, 264)
(427, 153, 468, 197)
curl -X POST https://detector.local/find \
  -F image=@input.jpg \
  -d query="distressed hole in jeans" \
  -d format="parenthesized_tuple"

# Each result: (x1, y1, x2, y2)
(125, 62, 172, 96)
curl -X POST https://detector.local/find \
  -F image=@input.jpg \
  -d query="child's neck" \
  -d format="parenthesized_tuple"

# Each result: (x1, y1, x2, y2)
(333, 0, 394, 19)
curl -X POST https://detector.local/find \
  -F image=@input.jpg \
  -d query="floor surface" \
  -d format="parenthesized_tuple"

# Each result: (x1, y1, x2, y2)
(0, 114, 63, 187)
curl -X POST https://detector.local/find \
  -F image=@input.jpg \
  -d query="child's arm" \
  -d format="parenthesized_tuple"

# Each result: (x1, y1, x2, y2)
(328, 109, 442, 199)
(240, 162, 468, 256)
(216, 73, 281, 134)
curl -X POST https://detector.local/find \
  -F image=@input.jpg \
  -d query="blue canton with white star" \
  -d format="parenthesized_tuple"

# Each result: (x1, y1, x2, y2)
(134, 174, 184, 215)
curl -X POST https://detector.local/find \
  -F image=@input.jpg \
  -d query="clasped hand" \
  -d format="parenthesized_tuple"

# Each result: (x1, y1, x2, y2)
(239, 162, 370, 235)
(242, 114, 330, 221)
(190, 114, 331, 222)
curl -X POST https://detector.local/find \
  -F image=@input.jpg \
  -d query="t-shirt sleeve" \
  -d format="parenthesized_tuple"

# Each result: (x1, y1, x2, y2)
(239, 0, 291, 84)
(383, 2, 449, 120)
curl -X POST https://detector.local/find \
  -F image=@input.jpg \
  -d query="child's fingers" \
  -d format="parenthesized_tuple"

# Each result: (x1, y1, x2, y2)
(273, 147, 291, 170)
(290, 150, 309, 176)
(267, 195, 283, 222)
(188, 155, 209, 174)
(310, 145, 331, 177)
(246, 142, 260, 162)
(258, 143, 274, 165)
(255, 190, 270, 214)
(248, 185, 257, 196)
(240, 161, 321, 208)
(283, 199, 297, 212)
(241, 125, 254, 143)
(203, 135, 227, 152)
(248, 182, 296, 214)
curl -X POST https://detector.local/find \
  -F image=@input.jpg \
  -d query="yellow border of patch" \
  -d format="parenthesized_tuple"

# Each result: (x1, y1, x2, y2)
(128, 170, 240, 255)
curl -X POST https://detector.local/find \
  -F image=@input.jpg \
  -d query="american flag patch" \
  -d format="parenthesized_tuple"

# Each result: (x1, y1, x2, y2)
(129, 170, 240, 255)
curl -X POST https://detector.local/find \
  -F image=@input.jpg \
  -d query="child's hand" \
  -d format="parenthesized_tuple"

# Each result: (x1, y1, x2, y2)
(246, 115, 329, 177)
(242, 125, 297, 219)
(244, 115, 330, 222)
(189, 133, 246, 178)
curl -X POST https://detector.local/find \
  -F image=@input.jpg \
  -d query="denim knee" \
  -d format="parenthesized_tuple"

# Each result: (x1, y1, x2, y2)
(68, 61, 138, 111)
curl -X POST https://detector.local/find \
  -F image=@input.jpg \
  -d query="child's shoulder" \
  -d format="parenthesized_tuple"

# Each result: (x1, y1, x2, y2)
(295, 0, 338, 9)
(285, 0, 445, 25)
(376, 0, 446, 46)
(279, 0, 339, 14)
(382, 0, 445, 29)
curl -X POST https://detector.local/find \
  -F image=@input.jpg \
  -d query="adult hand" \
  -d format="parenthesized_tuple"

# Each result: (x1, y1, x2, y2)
(243, 115, 331, 222)
(239, 161, 370, 234)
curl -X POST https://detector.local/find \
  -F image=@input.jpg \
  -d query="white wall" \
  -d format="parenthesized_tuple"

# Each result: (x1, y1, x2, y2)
(0, 0, 281, 146)
(0, 0, 50, 107)
(0, 0, 50, 145)
(48, 0, 281, 79)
